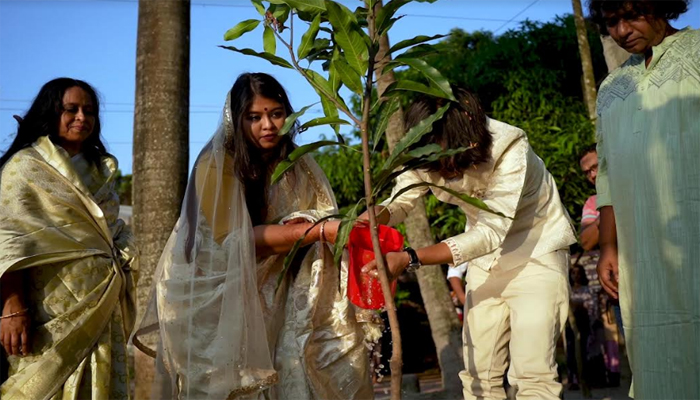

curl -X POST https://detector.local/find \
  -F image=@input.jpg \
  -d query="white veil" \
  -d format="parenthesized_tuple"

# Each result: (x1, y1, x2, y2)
(133, 92, 277, 399)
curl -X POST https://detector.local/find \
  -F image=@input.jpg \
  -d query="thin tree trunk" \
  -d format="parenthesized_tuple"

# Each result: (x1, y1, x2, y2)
(132, 1, 190, 398)
(572, 0, 597, 120)
(364, 8, 403, 399)
(371, 1, 464, 395)
(600, 35, 630, 72)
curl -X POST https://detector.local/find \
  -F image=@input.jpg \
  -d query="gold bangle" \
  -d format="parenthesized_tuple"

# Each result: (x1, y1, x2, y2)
(0, 308, 29, 319)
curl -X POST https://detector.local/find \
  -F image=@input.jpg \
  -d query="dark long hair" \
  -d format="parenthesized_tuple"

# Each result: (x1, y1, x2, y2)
(406, 86, 493, 177)
(588, 0, 690, 35)
(227, 72, 298, 225)
(0, 78, 106, 168)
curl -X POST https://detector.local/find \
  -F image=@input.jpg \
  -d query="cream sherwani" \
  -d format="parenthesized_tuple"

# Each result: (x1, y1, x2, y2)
(382, 118, 576, 399)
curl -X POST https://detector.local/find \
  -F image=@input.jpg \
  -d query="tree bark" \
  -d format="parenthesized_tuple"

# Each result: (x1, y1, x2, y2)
(600, 35, 630, 72)
(371, 1, 464, 395)
(571, 0, 597, 120)
(132, 1, 190, 398)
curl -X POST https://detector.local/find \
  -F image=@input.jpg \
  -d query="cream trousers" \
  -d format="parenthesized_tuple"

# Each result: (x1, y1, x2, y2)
(459, 249, 570, 400)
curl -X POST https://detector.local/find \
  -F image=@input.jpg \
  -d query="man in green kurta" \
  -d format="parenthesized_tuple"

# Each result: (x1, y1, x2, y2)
(590, 0, 700, 397)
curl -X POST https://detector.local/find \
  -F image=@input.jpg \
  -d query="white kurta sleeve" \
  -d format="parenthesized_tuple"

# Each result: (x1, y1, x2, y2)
(379, 169, 429, 226)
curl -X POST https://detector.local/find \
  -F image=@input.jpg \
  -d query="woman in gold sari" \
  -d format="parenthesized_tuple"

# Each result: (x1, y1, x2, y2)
(0, 78, 138, 399)
(133, 73, 373, 399)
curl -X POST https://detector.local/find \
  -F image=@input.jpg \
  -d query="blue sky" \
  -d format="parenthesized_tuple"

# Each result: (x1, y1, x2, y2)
(1, 0, 698, 174)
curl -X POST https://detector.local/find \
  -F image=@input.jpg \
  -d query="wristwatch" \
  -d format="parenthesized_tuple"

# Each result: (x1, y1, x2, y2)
(404, 247, 422, 273)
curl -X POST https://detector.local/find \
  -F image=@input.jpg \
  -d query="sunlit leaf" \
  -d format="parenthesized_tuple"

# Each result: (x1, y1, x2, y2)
(325, 0, 369, 76)
(328, 57, 341, 93)
(376, 0, 410, 35)
(299, 117, 351, 131)
(388, 182, 509, 218)
(251, 0, 265, 15)
(302, 69, 349, 144)
(263, 25, 276, 54)
(384, 58, 455, 100)
(331, 50, 363, 95)
(224, 19, 260, 41)
(219, 46, 293, 69)
(383, 79, 453, 100)
(371, 97, 401, 151)
(374, 146, 465, 193)
(333, 201, 361, 267)
(279, 103, 315, 136)
(389, 34, 447, 54)
(281, 0, 326, 13)
(271, 140, 341, 184)
(382, 104, 449, 171)
(269, 3, 290, 25)
(298, 14, 321, 59)
(394, 44, 439, 60)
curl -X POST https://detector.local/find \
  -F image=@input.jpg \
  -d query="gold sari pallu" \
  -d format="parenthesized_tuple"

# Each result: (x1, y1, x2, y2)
(0, 136, 137, 400)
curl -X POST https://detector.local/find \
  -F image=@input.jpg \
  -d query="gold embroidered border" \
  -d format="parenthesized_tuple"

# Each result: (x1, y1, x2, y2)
(226, 372, 279, 399)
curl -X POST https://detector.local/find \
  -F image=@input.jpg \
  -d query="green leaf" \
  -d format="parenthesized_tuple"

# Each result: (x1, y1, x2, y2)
(384, 79, 453, 100)
(299, 117, 351, 131)
(304, 69, 349, 143)
(251, 0, 266, 15)
(281, 0, 326, 13)
(389, 34, 447, 54)
(331, 49, 363, 96)
(279, 103, 315, 136)
(374, 145, 465, 193)
(394, 44, 439, 60)
(376, 0, 410, 35)
(371, 97, 401, 152)
(382, 104, 449, 171)
(321, 97, 343, 141)
(325, 1, 369, 76)
(263, 25, 276, 54)
(328, 62, 341, 93)
(379, 16, 404, 36)
(271, 140, 342, 184)
(269, 3, 290, 25)
(333, 201, 361, 267)
(388, 182, 509, 218)
(223, 19, 260, 41)
(384, 58, 455, 100)
(354, 6, 369, 26)
(298, 14, 321, 59)
(219, 46, 293, 69)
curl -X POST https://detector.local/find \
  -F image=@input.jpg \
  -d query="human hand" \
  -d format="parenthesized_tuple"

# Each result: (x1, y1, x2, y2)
(597, 246, 619, 299)
(361, 251, 409, 281)
(0, 301, 31, 356)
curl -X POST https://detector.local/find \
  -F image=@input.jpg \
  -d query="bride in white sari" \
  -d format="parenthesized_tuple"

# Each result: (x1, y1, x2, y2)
(133, 73, 374, 399)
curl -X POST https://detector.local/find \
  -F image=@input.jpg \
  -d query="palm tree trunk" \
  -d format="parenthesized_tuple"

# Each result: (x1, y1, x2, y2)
(370, 1, 464, 395)
(572, 0, 597, 120)
(132, 1, 190, 398)
(600, 35, 630, 72)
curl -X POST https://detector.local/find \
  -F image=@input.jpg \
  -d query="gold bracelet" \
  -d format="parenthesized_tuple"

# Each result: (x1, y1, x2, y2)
(0, 308, 29, 319)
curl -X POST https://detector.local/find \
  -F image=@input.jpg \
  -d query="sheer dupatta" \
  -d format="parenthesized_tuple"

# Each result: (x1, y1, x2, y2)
(133, 91, 374, 400)
(133, 93, 276, 399)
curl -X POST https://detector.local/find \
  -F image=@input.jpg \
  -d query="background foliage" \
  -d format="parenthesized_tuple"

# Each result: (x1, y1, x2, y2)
(316, 15, 607, 240)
